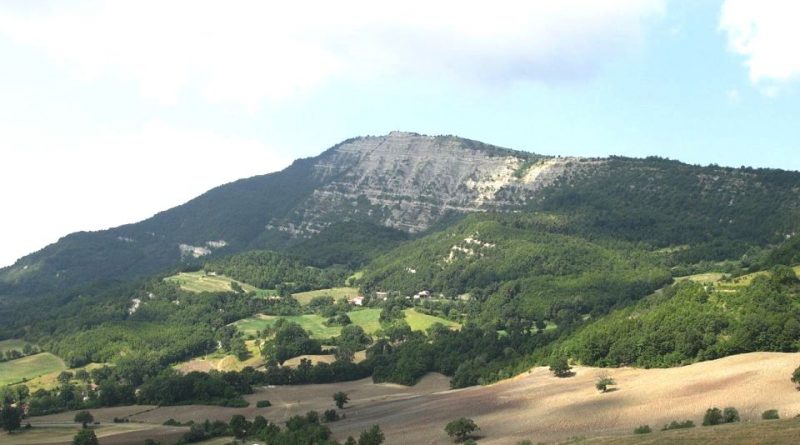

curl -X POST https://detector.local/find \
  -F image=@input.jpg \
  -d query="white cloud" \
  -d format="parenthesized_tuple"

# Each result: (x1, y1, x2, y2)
(0, 121, 292, 266)
(0, 0, 665, 110)
(720, 0, 800, 93)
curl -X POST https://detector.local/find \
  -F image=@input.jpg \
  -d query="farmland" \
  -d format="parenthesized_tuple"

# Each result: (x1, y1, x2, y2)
(11, 352, 800, 445)
(0, 353, 66, 387)
(164, 271, 261, 293)
(292, 287, 360, 305)
(232, 308, 459, 339)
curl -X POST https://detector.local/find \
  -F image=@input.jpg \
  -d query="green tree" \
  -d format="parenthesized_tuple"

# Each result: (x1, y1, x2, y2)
(333, 391, 349, 409)
(357, 425, 385, 445)
(445, 417, 479, 443)
(0, 401, 22, 431)
(549, 356, 572, 377)
(702, 407, 723, 426)
(57, 371, 74, 384)
(792, 365, 800, 389)
(229, 414, 250, 438)
(722, 407, 740, 423)
(72, 428, 99, 445)
(74, 411, 94, 428)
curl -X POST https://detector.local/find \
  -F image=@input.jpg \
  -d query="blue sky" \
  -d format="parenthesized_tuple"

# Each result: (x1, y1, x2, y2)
(1, 0, 799, 266)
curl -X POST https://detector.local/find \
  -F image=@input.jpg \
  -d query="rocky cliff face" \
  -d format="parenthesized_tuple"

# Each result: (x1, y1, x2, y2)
(266, 132, 585, 237)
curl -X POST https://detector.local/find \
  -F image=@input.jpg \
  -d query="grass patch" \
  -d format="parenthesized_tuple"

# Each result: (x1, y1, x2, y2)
(0, 353, 66, 387)
(164, 271, 262, 294)
(404, 309, 460, 331)
(292, 287, 360, 305)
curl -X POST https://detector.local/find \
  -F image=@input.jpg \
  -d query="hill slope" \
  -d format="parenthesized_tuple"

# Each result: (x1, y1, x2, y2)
(3, 133, 800, 298)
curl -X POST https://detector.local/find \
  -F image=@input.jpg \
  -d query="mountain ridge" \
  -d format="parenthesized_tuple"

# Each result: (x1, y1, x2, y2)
(2, 131, 800, 298)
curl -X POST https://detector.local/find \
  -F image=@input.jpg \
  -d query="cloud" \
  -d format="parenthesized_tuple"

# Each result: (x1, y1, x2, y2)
(0, 0, 665, 110)
(0, 120, 292, 266)
(720, 0, 800, 93)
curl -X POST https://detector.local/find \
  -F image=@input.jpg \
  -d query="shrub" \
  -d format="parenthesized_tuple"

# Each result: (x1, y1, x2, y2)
(762, 409, 780, 420)
(633, 425, 652, 434)
(703, 408, 723, 426)
(256, 400, 272, 408)
(323, 409, 340, 422)
(595, 376, 615, 393)
(662, 420, 695, 430)
(792, 365, 800, 389)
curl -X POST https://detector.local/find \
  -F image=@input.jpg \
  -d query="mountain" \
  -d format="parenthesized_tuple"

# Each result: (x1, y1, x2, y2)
(2, 131, 800, 298)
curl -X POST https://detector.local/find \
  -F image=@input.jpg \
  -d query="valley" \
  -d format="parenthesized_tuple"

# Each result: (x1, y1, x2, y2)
(2, 133, 800, 444)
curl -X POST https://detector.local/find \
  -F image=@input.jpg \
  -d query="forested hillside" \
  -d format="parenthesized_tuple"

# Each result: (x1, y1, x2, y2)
(562, 266, 800, 367)
(360, 212, 673, 326)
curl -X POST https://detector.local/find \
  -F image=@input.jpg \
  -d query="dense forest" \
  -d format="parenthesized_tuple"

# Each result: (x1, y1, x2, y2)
(360, 212, 673, 326)
(203, 250, 348, 292)
(562, 267, 800, 367)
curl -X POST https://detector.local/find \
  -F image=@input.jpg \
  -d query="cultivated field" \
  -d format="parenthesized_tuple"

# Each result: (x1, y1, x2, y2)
(232, 308, 458, 339)
(17, 352, 800, 445)
(293, 287, 361, 305)
(0, 353, 66, 387)
(164, 271, 261, 293)
(175, 340, 264, 373)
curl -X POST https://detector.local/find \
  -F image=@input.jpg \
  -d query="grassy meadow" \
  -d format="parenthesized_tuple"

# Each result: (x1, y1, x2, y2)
(233, 308, 458, 339)
(164, 271, 260, 293)
(0, 352, 66, 387)
(292, 287, 360, 305)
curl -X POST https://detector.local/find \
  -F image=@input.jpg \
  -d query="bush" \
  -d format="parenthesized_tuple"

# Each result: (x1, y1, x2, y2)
(662, 420, 695, 430)
(633, 425, 652, 434)
(256, 400, 272, 408)
(762, 409, 780, 420)
(595, 376, 615, 392)
(792, 365, 800, 389)
(323, 409, 340, 422)
(723, 407, 740, 423)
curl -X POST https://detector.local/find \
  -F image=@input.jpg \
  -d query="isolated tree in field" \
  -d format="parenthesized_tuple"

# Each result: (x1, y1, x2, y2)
(333, 391, 349, 409)
(549, 356, 572, 377)
(595, 375, 616, 392)
(72, 428, 99, 445)
(792, 365, 800, 389)
(0, 401, 22, 431)
(722, 407, 740, 423)
(445, 417, 480, 443)
(357, 424, 385, 445)
(74, 411, 94, 428)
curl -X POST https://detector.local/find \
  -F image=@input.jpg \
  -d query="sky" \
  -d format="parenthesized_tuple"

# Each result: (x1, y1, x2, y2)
(1, 0, 800, 267)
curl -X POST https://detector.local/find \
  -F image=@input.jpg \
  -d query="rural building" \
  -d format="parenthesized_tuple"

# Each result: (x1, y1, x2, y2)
(348, 296, 365, 306)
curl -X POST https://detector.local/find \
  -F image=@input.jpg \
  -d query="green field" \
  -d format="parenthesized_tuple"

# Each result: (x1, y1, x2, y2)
(292, 287, 360, 305)
(0, 352, 66, 387)
(0, 339, 33, 354)
(404, 309, 461, 331)
(164, 271, 262, 293)
(233, 308, 458, 339)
